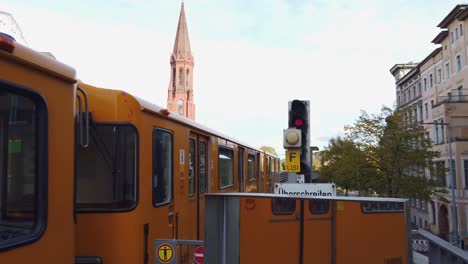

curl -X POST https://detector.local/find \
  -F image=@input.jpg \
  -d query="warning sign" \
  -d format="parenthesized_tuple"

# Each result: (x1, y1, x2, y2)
(157, 243, 174, 263)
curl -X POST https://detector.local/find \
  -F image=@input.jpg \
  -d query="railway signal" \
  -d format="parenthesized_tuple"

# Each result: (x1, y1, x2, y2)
(285, 100, 313, 182)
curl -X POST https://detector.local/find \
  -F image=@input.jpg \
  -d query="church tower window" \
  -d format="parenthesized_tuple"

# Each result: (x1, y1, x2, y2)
(186, 69, 190, 87)
(178, 68, 183, 87)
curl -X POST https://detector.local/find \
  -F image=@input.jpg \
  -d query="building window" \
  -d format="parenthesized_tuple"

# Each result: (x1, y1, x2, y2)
(446, 63, 450, 79)
(413, 87, 416, 98)
(437, 69, 442, 83)
(431, 100, 434, 108)
(424, 78, 427, 91)
(449, 159, 456, 188)
(186, 69, 190, 87)
(409, 89, 412, 99)
(153, 129, 173, 206)
(418, 83, 421, 95)
(456, 28, 459, 39)
(429, 74, 433, 87)
(425, 103, 428, 120)
(457, 55, 462, 72)
(439, 119, 445, 144)
(218, 147, 234, 188)
(178, 68, 183, 87)
(451, 31, 454, 43)
(464, 160, 468, 189)
(172, 68, 176, 88)
(461, 24, 464, 36)
(419, 104, 423, 121)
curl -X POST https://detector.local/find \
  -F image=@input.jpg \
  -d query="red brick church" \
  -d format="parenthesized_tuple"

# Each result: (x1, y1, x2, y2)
(166, 3, 195, 120)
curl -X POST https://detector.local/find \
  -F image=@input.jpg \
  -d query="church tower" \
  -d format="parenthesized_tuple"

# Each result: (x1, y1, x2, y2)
(167, 3, 195, 120)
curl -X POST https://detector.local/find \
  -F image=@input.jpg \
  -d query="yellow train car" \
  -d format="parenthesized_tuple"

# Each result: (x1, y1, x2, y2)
(74, 82, 277, 263)
(0, 34, 77, 263)
(205, 193, 411, 264)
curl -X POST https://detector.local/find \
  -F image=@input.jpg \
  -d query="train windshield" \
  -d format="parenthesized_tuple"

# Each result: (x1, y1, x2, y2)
(0, 87, 46, 248)
(76, 123, 138, 212)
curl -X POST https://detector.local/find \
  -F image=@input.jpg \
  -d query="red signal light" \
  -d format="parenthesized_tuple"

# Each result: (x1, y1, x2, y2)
(294, 119, 304, 127)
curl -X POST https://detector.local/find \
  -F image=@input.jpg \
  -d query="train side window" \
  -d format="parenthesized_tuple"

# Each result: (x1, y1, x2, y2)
(199, 141, 207, 193)
(272, 198, 296, 215)
(218, 147, 234, 189)
(76, 124, 138, 211)
(247, 154, 255, 181)
(362, 201, 404, 213)
(309, 200, 329, 214)
(188, 139, 195, 196)
(152, 129, 173, 206)
(0, 85, 47, 250)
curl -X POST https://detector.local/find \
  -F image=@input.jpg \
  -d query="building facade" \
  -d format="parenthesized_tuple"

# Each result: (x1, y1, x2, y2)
(391, 4, 468, 246)
(167, 3, 195, 120)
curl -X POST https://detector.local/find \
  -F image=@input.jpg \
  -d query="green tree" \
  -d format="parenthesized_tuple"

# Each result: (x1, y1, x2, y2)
(319, 138, 375, 196)
(260, 146, 278, 156)
(320, 107, 445, 199)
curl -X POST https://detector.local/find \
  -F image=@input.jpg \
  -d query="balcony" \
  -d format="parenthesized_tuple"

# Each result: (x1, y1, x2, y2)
(437, 95, 468, 105)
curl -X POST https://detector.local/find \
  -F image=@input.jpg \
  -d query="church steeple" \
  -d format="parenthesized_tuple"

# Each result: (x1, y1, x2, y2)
(167, 2, 195, 120)
(172, 3, 192, 59)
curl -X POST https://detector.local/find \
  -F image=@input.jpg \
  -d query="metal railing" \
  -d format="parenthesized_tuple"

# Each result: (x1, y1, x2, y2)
(416, 229, 468, 264)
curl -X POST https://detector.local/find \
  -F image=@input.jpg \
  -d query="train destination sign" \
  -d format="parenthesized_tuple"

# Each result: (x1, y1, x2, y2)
(274, 183, 336, 197)
(285, 150, 300, 172)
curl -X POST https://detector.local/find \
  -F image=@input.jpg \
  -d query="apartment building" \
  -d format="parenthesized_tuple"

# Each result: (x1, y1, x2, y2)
(391, 5, 468, 245)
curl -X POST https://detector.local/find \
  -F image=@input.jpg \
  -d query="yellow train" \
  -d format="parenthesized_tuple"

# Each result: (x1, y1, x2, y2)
(0, 34, 280, 263)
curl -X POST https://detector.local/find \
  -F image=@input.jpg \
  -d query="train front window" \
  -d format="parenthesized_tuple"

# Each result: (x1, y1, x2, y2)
(0, 86, 47, 250)
(76, 124, 138, 211)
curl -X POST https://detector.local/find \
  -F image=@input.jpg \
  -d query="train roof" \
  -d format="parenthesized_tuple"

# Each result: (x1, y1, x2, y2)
(136, 96, 274, 155)
(1, 36, 76, 83)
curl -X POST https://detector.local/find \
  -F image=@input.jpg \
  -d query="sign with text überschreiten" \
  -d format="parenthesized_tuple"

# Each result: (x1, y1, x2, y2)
(274, 183, 336, 197)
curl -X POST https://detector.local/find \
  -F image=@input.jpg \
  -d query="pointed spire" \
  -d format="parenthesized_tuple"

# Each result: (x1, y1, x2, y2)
(173, 2, 192, 59)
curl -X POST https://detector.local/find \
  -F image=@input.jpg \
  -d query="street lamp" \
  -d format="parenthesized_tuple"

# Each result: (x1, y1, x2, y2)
(420, 121, 459, 247)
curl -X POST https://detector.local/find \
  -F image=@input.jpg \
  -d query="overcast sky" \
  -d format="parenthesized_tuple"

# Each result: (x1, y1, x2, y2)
(2, 0, 466, 157)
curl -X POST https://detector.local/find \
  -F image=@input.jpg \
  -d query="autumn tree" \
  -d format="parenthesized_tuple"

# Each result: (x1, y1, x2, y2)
(320, 107, 445, 199)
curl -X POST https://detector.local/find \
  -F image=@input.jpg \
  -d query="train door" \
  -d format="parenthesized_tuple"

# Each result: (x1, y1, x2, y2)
(303, 199, 333, 263)
(151, 128, 175, 241)
(238, 148, 245, 192)
(186, 133, 209, 241)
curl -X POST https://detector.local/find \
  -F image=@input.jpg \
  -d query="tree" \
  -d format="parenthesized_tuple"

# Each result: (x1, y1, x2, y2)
(320, 106, 445, 199)
(260, 146, 278, 156)
(319, 138, 375, 196)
